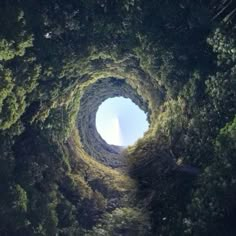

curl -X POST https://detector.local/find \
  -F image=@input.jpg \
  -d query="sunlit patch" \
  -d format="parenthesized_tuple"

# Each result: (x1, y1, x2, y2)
(96, 97, 149, 146)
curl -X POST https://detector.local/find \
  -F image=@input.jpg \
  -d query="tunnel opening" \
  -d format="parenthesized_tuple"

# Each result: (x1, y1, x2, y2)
(76, 77, 151, 168)
(96, 97, 149, 147)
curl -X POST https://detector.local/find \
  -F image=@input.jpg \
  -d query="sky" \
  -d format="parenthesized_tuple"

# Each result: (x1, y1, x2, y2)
(96, 97, 149, 146)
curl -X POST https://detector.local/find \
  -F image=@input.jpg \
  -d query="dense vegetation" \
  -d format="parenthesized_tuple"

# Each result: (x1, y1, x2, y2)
(0, 0, 235, 235)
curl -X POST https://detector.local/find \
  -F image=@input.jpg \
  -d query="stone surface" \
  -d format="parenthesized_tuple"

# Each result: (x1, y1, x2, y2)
(77, 77, 149, 168)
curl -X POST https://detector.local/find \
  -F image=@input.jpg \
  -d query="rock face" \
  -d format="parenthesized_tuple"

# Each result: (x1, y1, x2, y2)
(77, 77, 149, 168)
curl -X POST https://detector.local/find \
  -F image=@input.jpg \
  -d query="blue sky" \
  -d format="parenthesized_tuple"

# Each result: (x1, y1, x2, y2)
(96, 97, 149, 146)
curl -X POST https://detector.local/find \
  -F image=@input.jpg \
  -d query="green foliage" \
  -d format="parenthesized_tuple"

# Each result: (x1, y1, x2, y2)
(0, 1, 235, 235)
(184, 117, 236, 236)
(0, 66, 13, 109)
(12, 184, 28, 212)
(0, 35, 33, 61)
(126, 14, 236, 235)
(0, 6, 33, 61)
(0, 61, 41, 130)
(86, 207, 151, 236)
(207, 27, 236, 67)
(0, 183, 29, 233)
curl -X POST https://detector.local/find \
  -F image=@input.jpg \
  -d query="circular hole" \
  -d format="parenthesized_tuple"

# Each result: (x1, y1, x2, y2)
(96, 97, 149, 147)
